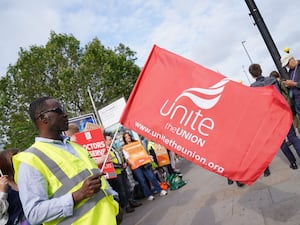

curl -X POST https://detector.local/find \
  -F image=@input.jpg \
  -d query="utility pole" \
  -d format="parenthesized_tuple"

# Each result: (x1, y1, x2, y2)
(244, 0, 289, 79)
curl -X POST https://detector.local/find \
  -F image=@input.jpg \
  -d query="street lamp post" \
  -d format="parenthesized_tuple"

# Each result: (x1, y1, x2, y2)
(241, 41, 254, 64)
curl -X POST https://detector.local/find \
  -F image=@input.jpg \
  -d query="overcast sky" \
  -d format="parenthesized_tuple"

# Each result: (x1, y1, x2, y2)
(1, 0, 300, 85)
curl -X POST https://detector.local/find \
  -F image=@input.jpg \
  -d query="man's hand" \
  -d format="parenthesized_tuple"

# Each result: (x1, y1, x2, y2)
(72, 173, 103, 204)
(283, 80, 297, 87)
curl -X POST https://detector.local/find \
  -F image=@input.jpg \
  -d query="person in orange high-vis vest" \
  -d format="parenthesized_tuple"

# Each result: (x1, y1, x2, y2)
(122, 131, 168, 201)
(13, 97, 120, 225)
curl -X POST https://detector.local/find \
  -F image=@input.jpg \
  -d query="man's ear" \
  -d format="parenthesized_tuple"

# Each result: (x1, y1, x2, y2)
(40, 114, 48, 124)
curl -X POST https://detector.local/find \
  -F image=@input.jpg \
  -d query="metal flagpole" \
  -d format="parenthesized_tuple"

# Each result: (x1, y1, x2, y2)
(244, 0, 289, 79)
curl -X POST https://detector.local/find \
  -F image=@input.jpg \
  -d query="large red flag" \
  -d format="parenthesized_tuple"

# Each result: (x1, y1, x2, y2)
(120, 45, 292, 185)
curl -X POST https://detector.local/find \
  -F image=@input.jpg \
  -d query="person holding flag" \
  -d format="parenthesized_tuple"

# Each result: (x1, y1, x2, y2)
(281, 54, 300, 121)
(249, 64, 300, 171)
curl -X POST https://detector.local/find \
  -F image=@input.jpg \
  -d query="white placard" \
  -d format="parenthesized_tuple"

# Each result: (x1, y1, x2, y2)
(98, 97, 126, 128)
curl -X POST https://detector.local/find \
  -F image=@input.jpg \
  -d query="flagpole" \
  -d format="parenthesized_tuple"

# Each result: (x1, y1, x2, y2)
(244, 0, 289, 79)
(100, 123, 121, 172)
(87, 87, 103, 127)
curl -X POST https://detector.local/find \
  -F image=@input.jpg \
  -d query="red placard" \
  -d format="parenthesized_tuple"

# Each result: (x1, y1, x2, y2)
(75, 128, 116, 179)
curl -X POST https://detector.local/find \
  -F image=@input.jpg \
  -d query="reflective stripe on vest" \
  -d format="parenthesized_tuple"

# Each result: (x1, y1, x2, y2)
(27, 147, 108, 197)
(26, 147, 113, 224)
(110, 149, 122, 175)
(58, 190, 105, 225)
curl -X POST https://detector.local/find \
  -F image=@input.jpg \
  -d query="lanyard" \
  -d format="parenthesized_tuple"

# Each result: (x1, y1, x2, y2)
(292, 63, 298, 81)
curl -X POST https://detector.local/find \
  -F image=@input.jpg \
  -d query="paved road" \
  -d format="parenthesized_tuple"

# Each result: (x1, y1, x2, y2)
(121, 149, 300, 225)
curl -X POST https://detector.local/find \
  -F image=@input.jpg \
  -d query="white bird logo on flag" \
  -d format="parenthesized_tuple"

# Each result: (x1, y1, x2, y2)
(174, 78, 230, 109)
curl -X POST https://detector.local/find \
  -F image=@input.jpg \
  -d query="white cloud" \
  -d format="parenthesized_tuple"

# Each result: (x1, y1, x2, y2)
(1, 0, 300, 85)
(0, 0, 60, 73)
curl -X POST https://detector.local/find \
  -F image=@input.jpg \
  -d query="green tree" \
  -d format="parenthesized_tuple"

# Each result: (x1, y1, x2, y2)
(1, 31, 140, 150)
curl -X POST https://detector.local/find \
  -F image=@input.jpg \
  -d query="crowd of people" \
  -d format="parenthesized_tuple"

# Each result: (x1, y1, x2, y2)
(1, 50, 300, 224)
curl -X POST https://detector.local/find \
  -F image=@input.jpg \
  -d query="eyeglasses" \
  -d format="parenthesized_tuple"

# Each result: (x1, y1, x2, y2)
(36, 107, 66, 119)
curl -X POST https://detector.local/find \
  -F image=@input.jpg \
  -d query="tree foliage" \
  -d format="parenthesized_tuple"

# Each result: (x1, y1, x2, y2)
(0, 31, 141, 150)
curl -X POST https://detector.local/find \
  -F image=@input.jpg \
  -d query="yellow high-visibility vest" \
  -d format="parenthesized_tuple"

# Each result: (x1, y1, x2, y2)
(13, 141, 119, 225)
(110, 148, 125, 175)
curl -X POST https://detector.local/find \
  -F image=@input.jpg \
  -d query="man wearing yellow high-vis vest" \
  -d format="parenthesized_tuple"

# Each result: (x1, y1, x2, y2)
(13, 97, 120, 225)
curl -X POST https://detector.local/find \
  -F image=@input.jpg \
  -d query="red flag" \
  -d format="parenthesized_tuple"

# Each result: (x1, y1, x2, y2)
(120, 45, 292, 185)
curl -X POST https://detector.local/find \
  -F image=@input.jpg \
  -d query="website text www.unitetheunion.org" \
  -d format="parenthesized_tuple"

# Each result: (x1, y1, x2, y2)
(134, 121, 224, 174)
